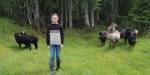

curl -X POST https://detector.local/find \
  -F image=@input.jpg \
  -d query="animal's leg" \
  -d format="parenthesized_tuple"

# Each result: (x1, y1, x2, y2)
(124, 39, 127, 43)
(112, 42, 115, 48)
(132, 45, 134, 48)
(19, 43, 21, 49)
(23, 44, 28, 49)
(116, 40, 119, 46)
(109, 41, 112, 48)
(29, 44, 31, 51)
(132, 43, 135, 48)
(34, 43, 38, 49)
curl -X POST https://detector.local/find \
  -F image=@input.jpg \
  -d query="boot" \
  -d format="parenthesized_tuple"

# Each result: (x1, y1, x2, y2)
(56, 60, 60, 71)
(49, 63, 54, 72)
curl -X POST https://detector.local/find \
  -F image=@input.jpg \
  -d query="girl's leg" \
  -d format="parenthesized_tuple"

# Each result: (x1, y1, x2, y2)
(56, 45, 61, 71)
(50, 45, 56, 71)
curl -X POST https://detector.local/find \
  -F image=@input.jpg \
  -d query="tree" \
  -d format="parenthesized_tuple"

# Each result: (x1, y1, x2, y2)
(0, 0, 149, 33)
(68, 0, 73, 28)
(128, 0, 150, 34)
(84, 0, 90, 26)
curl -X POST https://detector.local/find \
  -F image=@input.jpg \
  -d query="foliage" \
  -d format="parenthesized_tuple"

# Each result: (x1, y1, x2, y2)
(127, 0, 150, 34)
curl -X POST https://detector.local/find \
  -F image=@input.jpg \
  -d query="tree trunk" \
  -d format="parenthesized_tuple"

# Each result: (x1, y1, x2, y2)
(60, 0, 64, 27)
(33, 0, 40, 31)
(65, 0, 68, 29)
(90, 0, 95, 27)
(68, 0, 73, 28)
(26, 0, 32, 25)
(84, 0, 90, 26)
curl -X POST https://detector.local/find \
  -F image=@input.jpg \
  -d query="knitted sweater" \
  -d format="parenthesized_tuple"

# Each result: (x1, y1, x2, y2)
(46, 24, 64, 45)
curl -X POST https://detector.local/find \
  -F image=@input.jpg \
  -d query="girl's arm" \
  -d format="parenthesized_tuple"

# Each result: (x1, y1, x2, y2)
(46, 26, 50, 45)
(60, 26, 64, 44)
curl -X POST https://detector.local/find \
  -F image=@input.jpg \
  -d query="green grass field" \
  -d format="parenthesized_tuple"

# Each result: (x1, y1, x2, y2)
(0, 18, 150, 75)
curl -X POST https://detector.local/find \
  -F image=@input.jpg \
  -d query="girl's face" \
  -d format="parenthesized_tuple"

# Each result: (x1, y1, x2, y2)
(51, 14, 59, 24)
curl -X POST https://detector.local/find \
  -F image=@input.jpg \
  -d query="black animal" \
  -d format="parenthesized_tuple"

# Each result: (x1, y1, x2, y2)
(128, 30, 138, 48)
(98, 31, 107, 45)
(14, 32, 38, 50)
(26, 35, 38, 49)
(120, 27, 132, 43)
(121, 28, 138, 48)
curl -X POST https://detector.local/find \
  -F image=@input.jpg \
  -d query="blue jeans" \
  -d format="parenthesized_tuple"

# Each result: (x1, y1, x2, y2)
(49, 45, 60, 71)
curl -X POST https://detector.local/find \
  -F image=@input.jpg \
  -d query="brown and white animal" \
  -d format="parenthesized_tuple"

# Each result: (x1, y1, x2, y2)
(107, 22, 117, 33)
(105, 30, 120, 47)
(99, 30, 121, 47)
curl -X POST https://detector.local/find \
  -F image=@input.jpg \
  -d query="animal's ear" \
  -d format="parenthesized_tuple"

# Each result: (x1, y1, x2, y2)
(21, 31, 24, 34)
(98, 32, 101, 35)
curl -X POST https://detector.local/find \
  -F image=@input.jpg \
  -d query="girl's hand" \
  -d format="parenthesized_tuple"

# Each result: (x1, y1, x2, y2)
(61, 44, 63, 48)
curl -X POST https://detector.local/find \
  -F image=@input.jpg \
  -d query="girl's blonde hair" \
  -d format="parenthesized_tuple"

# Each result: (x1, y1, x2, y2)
(51, 13, 59, 19)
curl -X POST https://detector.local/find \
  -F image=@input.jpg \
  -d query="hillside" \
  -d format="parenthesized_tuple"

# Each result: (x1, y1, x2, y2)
(0, 18, 150, 75)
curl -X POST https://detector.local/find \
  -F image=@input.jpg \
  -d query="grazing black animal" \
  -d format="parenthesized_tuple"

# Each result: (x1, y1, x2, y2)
(98, 31, 107, 45)
(14, 32, 38, 50)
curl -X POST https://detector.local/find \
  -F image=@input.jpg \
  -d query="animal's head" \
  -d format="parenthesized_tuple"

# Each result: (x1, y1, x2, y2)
(99, 31, 107, 37)
(14, 31, 27, 37)
(20, 31, 27, 35)
(126, 28, 132, 32)
(14, 33, 22, 38)
(124, 28, 132, 36)
(130, 29, 138, 36)
(111, 22, 117, 27)
(98, 31, 107, 45)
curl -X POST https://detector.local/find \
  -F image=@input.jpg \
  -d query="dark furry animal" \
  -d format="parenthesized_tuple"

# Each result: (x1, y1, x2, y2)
(120, 28, 132, 43)
(98, 31, 107, 45)
(121, 28, 138, 48)
(27, 35, 38, 49)
(128, 30, 138, 48)
(14, 32, 38, 50)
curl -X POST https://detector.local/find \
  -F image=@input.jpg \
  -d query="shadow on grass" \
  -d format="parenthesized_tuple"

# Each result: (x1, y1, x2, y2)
(8, 45, 21, 51)
(97, 43, 105, 47)
(118, 42, 134, 52)
(7, 45, 31, 52)
(103, 46, 116, 52)
(101, 41, 134, 52)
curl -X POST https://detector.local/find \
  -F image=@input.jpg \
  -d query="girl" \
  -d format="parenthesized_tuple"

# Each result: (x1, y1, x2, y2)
(46, 13, 64, 72)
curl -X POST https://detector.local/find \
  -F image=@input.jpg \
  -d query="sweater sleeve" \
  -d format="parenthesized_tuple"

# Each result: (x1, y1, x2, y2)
(46, 26, 50, 45)
(60, 26, 64, 44)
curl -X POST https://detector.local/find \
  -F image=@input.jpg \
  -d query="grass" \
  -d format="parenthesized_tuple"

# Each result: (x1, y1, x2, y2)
(0, 17, 150, 75)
